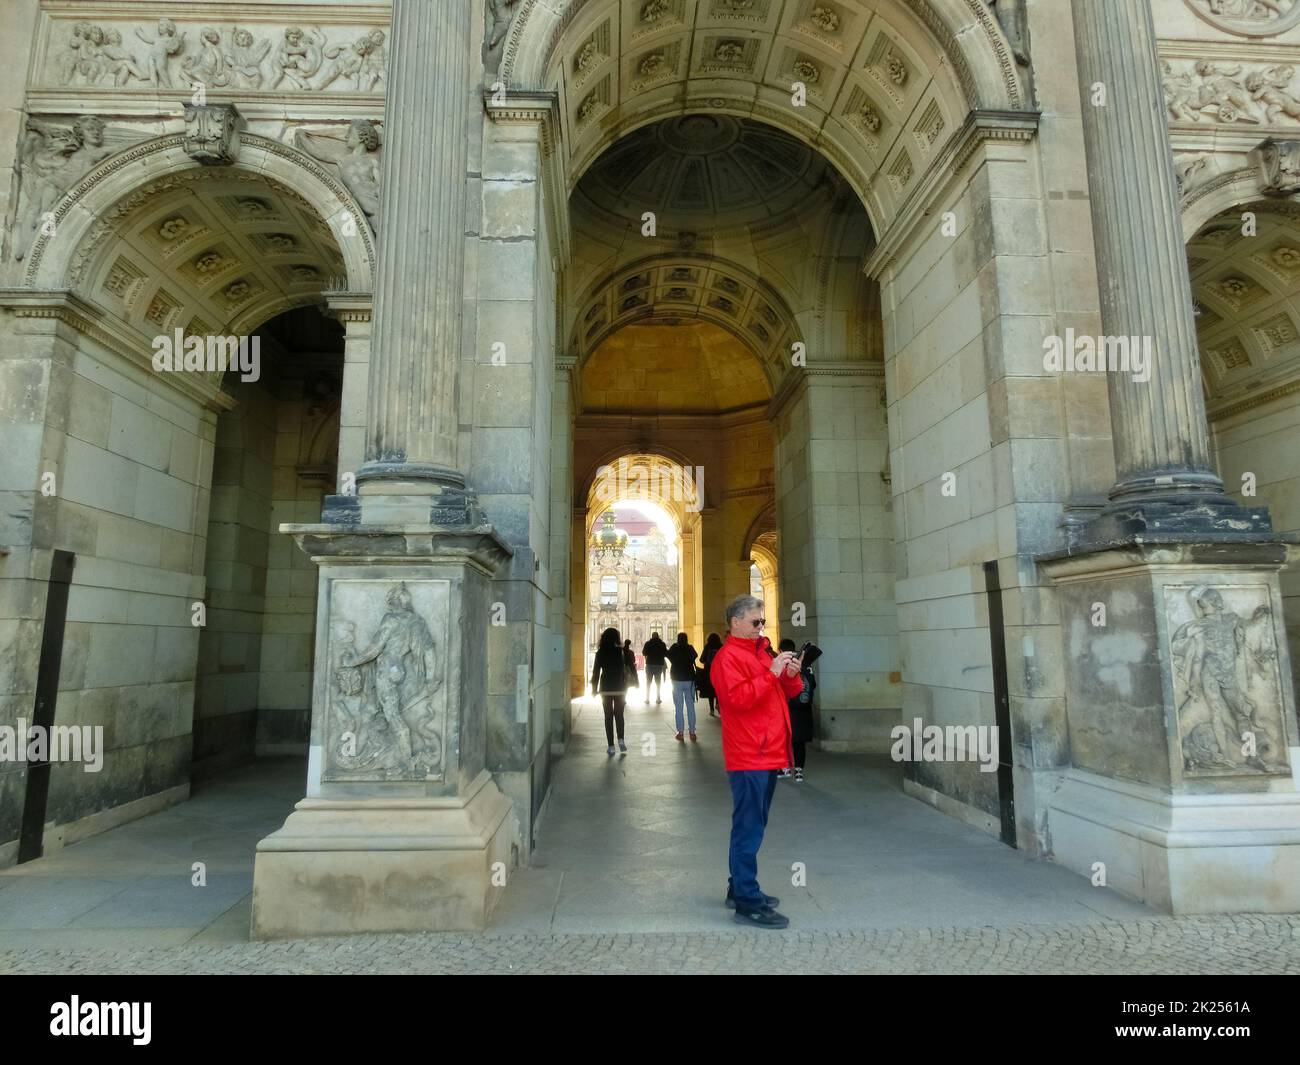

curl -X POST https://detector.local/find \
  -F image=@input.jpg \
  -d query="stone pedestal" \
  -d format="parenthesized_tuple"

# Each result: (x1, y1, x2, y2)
(1041, 543, 1300, 912)
(250, 520, 518, 936)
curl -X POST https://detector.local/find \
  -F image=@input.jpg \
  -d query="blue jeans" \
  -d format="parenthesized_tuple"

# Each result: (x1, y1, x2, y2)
(727, 769, 779, 909)
(672, 680, 697, 732)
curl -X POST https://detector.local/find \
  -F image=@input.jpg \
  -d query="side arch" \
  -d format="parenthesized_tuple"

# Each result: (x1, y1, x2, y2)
(22, 132, 376, 294)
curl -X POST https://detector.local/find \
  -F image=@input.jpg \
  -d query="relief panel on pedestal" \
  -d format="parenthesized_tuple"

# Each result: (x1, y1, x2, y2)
(1167, 583, 1291, 776)
(326, 580, 450, 783)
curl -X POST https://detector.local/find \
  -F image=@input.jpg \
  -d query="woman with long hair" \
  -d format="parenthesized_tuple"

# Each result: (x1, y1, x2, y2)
(590, 627, 628, 755)
(699, 631, 723, 717)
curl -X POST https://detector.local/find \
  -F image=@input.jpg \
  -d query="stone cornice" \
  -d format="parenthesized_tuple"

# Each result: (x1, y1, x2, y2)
(0, 287, 234, 411)
(766, 361, 883, 421)
(574, 404, 769, 431)
(863, 108, 1040, 282)
(323, 290, 373, 323)
(1208, 375, 1300, 422)
(482, 90, 560, 153)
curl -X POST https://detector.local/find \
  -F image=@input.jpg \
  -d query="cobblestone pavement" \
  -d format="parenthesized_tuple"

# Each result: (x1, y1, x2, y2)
(2, 914, 1297, 974)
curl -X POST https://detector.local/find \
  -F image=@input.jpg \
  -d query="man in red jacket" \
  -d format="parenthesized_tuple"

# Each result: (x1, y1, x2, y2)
(711, 594, 804, 928)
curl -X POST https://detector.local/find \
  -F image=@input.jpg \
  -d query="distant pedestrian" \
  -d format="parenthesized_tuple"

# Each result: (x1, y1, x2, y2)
(642, 631, 668, 704)
(590, 627, 628, 756)
(711, 595, 802, 928)
(777, 638, 816, 783)
(699, 632, 723, 716)
(665, 631, 699, 742)
(623, 639, 639, 697)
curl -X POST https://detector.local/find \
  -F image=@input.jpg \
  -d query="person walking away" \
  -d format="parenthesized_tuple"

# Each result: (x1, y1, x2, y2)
(590, 627, 628, 755)
(711, 595, 803, 928)
(642, 631, 668, 704)
(665, 631, 699, 742)
(623, 639, 639, 703)
(777, 638, 816, 782)
(699, 632, 723, 717)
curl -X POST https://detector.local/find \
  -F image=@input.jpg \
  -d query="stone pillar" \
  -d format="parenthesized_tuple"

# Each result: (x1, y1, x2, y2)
(1032, 1, 1300, 913)
(358, 0, 469, 492)
(324, 293, 372, 488)
(1069, 0, 1268, 537)
(252, 0, 519, 937)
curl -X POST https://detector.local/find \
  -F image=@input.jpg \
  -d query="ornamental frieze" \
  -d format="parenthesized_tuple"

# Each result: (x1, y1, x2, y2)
(37, 14, 389, 93)
(1163, 58, 1300, 125)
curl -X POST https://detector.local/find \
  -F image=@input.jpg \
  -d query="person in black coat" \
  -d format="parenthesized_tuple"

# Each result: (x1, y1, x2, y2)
(778, 638, 816, 782)
(642, 632, 668, 704)
(623, 639, 639, 696)
(699, 632, 723, 717)
(591, 627, 628, 755)
(665, 631, 699, 741)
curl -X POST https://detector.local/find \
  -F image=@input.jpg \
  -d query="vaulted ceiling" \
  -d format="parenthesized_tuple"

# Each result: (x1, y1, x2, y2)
(1189, 202, 1300, 415)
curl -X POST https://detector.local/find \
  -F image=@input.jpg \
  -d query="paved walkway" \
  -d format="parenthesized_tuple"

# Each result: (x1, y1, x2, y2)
(2, 691, 1298, 973)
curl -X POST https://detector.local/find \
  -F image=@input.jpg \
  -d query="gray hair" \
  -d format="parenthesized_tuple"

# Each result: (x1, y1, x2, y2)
(725, 594, 763, 626)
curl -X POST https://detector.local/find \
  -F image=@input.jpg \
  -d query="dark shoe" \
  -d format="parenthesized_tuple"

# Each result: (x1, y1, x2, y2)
(734, 906, 789, 929)
(618, 740, 627, 753)
(689, 731, 697, 742)
(726, 890, 780, 909)
(675, 731, 684, 742)
(793, 767, 804, 783)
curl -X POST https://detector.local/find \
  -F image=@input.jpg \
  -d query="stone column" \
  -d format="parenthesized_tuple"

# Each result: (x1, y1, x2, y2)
(1070, 0, 1268, 537)
(357, 0, 469, 499)
(1033, 1, 1300, 915)
(252, 0, 520, 937)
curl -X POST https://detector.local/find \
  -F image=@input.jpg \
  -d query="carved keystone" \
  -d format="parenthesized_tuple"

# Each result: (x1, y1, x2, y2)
(1254, 137, 1300, 196)
(183, 102, 242, 165)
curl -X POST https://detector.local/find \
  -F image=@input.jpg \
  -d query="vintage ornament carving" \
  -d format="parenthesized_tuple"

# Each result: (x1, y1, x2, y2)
(885, 52, 908, 86)
(638, 51, 667, 76)
(714, 40, 746, 63)
(642, 0, 671, 22)
(1255, 136, 1300, 193)
(858, 105, 883, 133)
(810, 5, 841, 33)
(793, 59, 820, 83)
(183, 103, 241, 165)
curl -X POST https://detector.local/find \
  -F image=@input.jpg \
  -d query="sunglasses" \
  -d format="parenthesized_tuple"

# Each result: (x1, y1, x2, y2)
(750, 618, 766, 627)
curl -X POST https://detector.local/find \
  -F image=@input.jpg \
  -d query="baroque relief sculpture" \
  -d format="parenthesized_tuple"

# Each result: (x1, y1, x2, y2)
(11, 116, 121, 261)
(1163, 59, 1300, 124)
(1168, 584, 1289, 775)
(43, 18, 387, 92)
(328, 583, 445, 781)
(294, 120, 383, 231)
(483, 0, 521, 78)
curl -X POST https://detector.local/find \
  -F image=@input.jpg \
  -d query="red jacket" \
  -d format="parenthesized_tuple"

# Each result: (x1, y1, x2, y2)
(713, 634, 804, 771)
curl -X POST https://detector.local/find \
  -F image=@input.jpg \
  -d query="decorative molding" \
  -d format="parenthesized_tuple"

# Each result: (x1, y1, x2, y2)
(0, 287, 234, 411)
(863, 108, 1040, 281)
(482, 88, 561, 157)
(1208, 374, 1300, 419)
